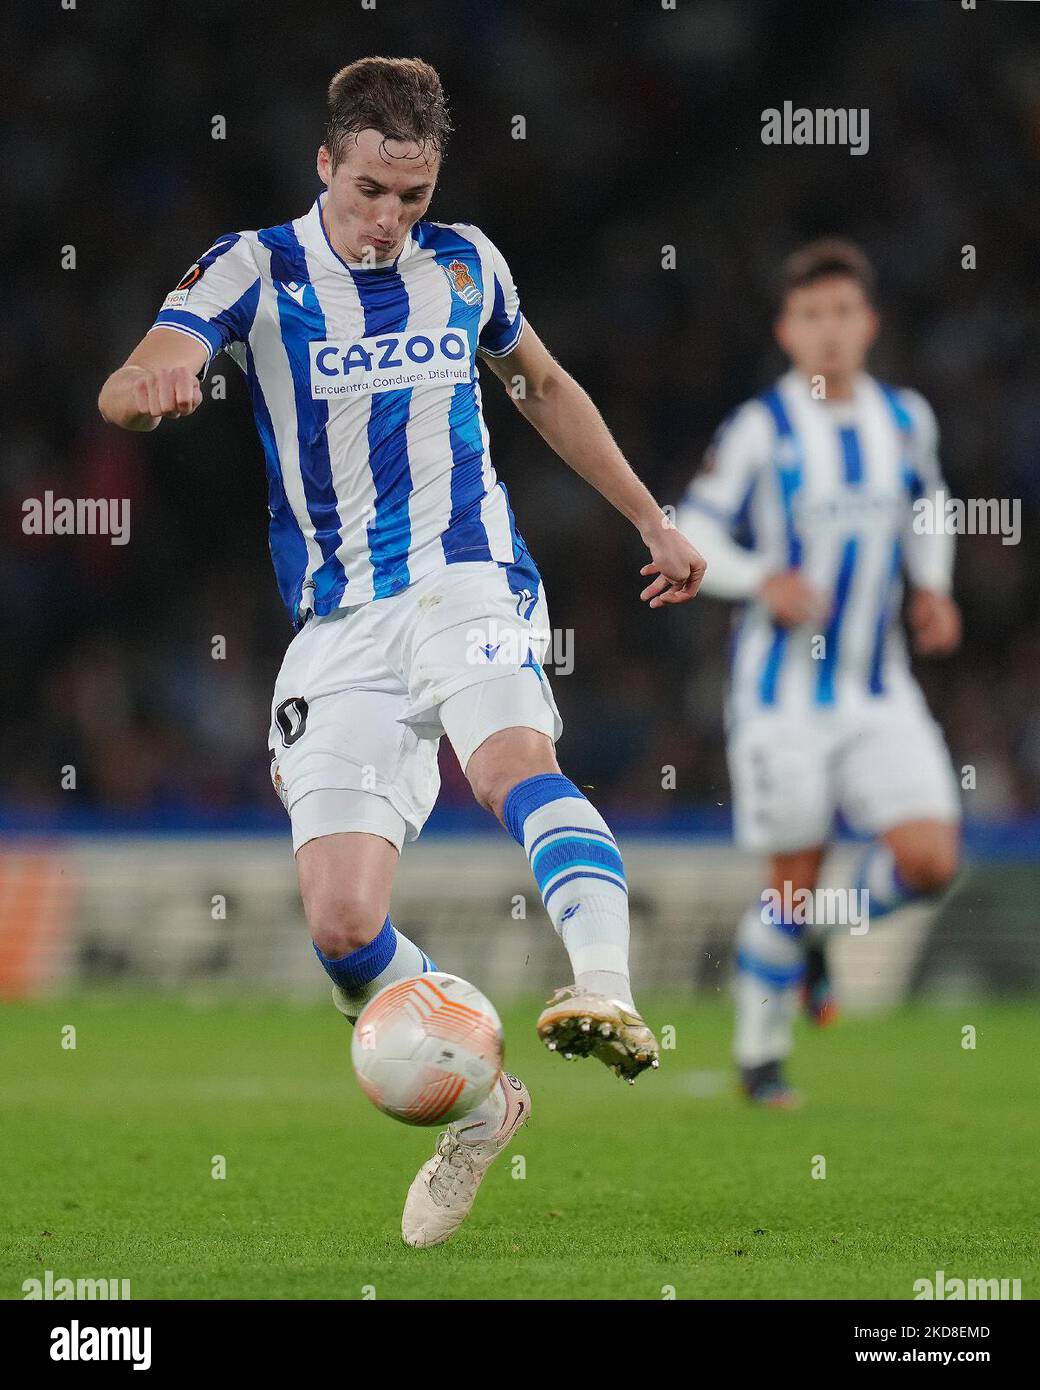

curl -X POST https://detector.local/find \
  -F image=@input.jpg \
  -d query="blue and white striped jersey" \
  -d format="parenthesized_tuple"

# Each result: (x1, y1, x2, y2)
(150, 191, 537, 624)
(676, 370, 954, 719)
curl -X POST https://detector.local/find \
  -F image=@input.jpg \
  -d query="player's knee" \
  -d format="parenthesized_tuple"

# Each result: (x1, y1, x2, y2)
(469, 775, 509, 820)
(474, 760, 560, 821)
(466, 732, 560, 820)
(304, 885, 387, 958)
(469, 764, 509, 818)
(894, 839, 959, 895)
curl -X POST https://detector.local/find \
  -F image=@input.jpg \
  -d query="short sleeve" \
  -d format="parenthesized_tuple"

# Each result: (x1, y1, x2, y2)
(475, 233, 524, 357)
(150, 233, 261, 369)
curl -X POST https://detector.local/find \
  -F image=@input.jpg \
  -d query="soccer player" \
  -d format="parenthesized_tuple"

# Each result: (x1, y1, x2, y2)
(676, 240, 961, 1106)
(98, 57, 705, 1244)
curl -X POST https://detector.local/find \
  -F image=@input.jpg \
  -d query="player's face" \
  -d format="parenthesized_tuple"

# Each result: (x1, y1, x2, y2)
(317, 128, 439, 263)
(775, 275, 879, 384)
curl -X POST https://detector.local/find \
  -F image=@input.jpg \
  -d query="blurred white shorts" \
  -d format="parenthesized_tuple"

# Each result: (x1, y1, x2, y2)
(268, 562, 562, 854)
(727, 684, 961, 854)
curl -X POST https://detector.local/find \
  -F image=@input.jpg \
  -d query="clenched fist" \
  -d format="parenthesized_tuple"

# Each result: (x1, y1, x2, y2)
(130, 364, 203, 424)
(98, 329, 209, 431)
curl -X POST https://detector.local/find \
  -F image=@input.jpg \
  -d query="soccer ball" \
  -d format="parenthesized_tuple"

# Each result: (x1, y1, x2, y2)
(351, 972, 504, 1126)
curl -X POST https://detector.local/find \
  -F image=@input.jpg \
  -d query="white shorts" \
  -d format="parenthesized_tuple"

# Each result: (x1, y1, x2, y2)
(727, 685, 961, 854)
(268, 562, 563, 854)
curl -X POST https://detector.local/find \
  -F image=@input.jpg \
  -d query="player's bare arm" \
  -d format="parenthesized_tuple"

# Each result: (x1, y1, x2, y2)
(98, 327, 207, 432)
(481, 324, 706, 608)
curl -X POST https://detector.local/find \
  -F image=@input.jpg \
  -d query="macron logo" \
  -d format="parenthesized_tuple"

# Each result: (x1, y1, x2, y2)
(280, 281, 308, 305)
(480, 643, 502, 662)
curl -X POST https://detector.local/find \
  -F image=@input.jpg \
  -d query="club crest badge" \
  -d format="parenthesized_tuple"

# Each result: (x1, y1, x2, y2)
(442, 259, 482, 307)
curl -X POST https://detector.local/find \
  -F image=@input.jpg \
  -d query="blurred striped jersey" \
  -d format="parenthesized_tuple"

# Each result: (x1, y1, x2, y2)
(677, 370, 953, 717)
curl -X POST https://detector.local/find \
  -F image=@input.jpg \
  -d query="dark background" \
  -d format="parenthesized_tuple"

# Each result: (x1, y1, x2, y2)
(4, 0, 1038, 830)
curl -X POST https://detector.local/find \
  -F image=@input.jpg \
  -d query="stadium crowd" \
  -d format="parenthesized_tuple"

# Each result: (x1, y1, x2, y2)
(4, 0, 1038, 825)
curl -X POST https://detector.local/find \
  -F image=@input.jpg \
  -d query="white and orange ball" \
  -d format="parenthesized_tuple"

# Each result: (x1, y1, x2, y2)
(351, 972, 504, 1126)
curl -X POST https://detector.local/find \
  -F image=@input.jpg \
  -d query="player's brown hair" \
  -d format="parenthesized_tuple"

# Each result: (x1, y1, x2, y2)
(778, 238, 876, 308)
(325, 57, 452, 169)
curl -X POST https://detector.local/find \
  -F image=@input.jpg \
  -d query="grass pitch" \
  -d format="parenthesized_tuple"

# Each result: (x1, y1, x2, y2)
(2, 995, 1037, 1300)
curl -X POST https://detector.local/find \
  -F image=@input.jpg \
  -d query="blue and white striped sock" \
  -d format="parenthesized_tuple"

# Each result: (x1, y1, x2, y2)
(733, 904, 805, 1067)
(314, 916, 437, 1022)
(855, 843, 918, 922)
(503, 773, 633, 1007)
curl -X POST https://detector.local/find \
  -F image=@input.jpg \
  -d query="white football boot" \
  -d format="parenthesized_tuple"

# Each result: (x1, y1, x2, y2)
(401, 1071, 531, 1249)
(536, 986, 659, 1083)
(331, 984, 358, 1020)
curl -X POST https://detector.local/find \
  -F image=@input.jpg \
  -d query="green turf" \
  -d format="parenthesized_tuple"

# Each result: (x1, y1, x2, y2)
(1, 995, 1037, 1300)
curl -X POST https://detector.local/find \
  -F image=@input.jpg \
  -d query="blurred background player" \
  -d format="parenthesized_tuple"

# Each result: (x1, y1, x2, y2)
(97, 56, 705, 1244)
(677, 240, 962, 1106)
